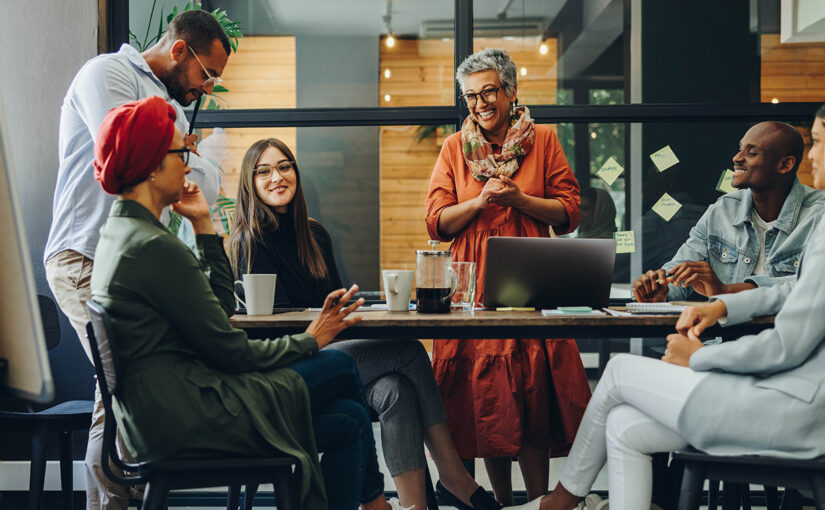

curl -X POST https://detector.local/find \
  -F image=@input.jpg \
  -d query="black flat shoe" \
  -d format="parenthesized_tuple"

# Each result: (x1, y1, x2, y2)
(436, 480, 502, 510)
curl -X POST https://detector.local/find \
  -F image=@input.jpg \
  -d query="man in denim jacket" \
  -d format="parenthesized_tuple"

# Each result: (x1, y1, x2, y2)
(634, 121, 825, 302)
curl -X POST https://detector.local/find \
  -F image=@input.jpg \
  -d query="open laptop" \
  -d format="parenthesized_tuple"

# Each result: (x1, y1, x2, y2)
(483, 237, 616, 309)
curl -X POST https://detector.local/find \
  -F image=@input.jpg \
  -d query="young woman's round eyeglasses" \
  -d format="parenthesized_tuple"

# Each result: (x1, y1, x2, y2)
(253, 161, 295, 179)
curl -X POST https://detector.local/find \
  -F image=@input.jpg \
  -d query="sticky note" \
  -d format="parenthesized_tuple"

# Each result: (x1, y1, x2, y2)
(596, 157, 625, 186)
(651, 193, 682, 222)
(614, 231, 636, 253)
(716, 169, 737, 194)
(650, 145, 680, 172)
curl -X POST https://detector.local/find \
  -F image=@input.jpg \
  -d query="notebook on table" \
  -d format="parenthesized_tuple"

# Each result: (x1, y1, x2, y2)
(483, 237, 616, 309)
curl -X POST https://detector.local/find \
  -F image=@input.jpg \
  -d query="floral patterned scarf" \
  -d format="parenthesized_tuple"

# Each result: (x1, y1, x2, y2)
(461, 105, 535, 182)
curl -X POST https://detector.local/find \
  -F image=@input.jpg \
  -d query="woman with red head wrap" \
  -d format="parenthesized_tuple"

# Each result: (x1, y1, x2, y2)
(90, 97, 407, 510)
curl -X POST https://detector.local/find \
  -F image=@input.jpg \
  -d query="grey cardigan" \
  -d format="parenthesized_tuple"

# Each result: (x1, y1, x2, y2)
(677, 218, 825, 459)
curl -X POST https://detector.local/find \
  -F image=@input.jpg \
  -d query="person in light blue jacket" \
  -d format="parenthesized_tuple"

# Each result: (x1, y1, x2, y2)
(505, 109, 825, 510)
(633, 121, 825, 302)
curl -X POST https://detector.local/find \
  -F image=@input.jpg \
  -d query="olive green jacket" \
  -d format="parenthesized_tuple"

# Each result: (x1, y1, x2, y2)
(91, 200, 327, 509)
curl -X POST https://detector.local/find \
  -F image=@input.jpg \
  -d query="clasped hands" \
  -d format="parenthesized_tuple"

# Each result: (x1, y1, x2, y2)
(663, 300, 727, 367)
(633, 261, 725, 302)
(476, 175, 525, 209)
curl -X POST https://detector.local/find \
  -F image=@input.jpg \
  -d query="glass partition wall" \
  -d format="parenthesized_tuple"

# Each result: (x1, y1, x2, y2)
(123, 0, 825, 288)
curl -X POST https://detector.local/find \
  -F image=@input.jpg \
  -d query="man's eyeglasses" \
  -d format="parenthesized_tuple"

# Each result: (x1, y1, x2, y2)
(253, 161, 295, 179)
(460, 86, 501, 108)
(168, 147, 191, 165)
(188, 46, 223, 88)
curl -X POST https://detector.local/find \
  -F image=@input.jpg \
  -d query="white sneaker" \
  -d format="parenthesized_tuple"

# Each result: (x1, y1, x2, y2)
(387, 497, 414, 510)
(502, 497, 542, 510)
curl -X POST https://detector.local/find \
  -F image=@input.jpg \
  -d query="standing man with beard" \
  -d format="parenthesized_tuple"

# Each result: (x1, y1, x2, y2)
(633, 121, 825, 303)
(43, 10, 230, 509)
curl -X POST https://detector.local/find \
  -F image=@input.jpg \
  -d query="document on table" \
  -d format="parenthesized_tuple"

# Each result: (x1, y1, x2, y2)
(625, 302, 687, 314)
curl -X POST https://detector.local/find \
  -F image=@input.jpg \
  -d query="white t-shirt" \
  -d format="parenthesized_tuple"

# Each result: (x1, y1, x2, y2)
(751, 210, 777, 276)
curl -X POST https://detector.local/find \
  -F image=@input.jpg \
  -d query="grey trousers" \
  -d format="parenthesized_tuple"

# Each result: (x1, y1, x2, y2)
(327, 339, 447, 476)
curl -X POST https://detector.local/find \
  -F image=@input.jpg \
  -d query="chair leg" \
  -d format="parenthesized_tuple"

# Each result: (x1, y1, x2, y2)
(28, 430, 48, 510)
(273, 468, 299, 510)
(244, 483, 259, 510)
(809, 473, 825, 510)
(764, 486, 780, 510)
(59, 431, 74, 510)
(708, 479, 720, 510)
(141, 477, 169, 510)
(780, 488, 802, 510)
(226, 485, 241, 510)
(740, 485, 751, 510)
(676, 462, 704, 510)
(722, 482, 741, 510)
(424, 466, 439, 510)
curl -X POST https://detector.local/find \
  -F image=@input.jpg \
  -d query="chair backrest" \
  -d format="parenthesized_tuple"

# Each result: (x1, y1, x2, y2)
(85, 300, 143, 485)
(37, 295, 60, 350)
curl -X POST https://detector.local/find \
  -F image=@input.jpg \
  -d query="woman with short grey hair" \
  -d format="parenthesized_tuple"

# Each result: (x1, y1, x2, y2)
(425, 48, 589, 506)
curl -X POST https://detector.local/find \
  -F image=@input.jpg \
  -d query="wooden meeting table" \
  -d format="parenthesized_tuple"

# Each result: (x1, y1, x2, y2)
(230, 308, 775, 341)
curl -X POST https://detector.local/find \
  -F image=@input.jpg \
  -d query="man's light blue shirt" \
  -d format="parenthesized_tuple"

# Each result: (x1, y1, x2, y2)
(662, 178, 825, 300)
(44, 44, 221, 263)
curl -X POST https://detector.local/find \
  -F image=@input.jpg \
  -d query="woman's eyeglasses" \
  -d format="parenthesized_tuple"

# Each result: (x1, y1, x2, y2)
(168, 147, 191, 165)
(253, 161, 295, 179)
(460, 86, 501, 108)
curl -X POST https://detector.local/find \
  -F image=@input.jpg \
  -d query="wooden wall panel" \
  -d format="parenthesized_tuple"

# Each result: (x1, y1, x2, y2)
(199, 36, 296, 202)
(379, 37, 558, 273)
(760, 34, 825, 187)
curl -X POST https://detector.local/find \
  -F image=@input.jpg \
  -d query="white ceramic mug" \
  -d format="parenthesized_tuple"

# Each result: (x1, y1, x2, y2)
(381, 270, 415, 312)
(234, 274, 277, 315)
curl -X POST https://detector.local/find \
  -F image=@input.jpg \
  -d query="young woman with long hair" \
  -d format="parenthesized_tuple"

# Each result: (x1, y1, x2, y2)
(228, 138, 500, 510)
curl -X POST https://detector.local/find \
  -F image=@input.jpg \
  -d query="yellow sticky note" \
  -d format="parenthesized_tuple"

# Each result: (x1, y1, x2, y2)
(614, 231, 636, 253)
(650, 145, 680, 172)
(651, 193, 682, 222)
(716, 169, 736, 194)
(596, 157, 625, 186)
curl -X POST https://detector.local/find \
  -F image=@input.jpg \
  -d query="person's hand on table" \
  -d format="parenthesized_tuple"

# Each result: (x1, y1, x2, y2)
(632, 269, 669, 302)
(675, 300, 727, 337)
(662, 332, 703, 367)
(474, 178, 507, 210)
(487, 175, 526, 208)
(667, 261, 725, 297)
(306, 284, 365, 348)
(171, 181, 214, 234)
(183, 133, 200, 157)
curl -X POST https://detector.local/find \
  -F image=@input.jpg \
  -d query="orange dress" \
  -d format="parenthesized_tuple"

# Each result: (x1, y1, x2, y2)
(424, 125, 591, 459)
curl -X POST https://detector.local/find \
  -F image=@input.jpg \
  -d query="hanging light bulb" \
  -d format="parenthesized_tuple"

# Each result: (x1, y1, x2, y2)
(539, 43, 548, 55)
(520, 66, 527, 76)
(384, 94, 392, 102)
(384, 68, 391, 79)
(386, 34, 396, 48)
(771, 97, 779, 104)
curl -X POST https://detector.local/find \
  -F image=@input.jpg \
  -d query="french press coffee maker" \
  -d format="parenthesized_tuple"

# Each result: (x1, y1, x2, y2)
(415, 240, 457, 313)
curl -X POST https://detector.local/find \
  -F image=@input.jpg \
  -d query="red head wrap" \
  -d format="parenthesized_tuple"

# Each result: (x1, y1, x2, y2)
(93, 96, 177, 194)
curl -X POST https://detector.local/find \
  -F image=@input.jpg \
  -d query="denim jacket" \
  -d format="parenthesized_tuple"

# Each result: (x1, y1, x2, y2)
(663, 178, 825, 301)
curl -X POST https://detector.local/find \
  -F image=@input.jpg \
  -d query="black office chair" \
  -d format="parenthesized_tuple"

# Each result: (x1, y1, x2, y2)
(674, 446, 825, 510)
(0, 295, 94, 510)
(84, 300, 302, 510)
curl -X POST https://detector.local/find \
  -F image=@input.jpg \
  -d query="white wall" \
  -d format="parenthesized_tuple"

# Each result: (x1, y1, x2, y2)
(0, 1, 98, 286)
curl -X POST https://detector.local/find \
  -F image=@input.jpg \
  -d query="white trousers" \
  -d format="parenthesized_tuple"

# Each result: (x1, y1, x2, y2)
(559, 353, 708, 510)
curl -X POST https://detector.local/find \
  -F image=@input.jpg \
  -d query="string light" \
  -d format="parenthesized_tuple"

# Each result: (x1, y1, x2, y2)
(771, 97, 779, 104)
(384, 69, 391, 79)
(520, 66, 527, 76)
(386, 34, 396, 48)
(539, 43, 548, 55)
(384, 94, 392, 102)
